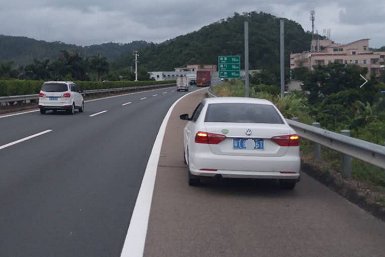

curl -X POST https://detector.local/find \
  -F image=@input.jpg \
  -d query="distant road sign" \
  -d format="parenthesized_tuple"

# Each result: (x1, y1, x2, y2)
(219, 71, 240, 78)
(218, 56, 241, 64)
(218, 55, 240, 78)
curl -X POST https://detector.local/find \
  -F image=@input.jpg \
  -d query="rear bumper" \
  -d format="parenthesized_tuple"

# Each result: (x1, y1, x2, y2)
(39, 105, 72, 110)
(189, 152, 300, 180)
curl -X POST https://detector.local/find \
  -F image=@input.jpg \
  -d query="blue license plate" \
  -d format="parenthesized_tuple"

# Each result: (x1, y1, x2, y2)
(233, 138, 264, 150)
(49, 96, 59, 100)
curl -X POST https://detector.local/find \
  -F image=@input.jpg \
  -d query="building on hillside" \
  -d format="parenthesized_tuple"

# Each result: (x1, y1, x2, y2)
(290, 39, 385, 78)
(149, 64, 217, 81)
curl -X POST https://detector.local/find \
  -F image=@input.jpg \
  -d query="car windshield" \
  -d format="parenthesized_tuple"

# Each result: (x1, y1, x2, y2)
(42, 83, 68, 92)
(204, 103, 284, 124)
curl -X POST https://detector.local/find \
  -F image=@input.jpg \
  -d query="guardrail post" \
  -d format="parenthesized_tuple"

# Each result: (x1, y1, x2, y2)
(340, 130, 352, 178)
(312, 122, 321, 160)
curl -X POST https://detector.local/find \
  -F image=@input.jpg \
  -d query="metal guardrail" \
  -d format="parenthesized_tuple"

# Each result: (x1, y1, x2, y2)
(207, 87, 385, 172)
(0, 83, 175, 105)
(287, 120, 385, 170)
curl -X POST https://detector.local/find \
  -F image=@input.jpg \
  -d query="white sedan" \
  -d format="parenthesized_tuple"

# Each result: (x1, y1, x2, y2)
(180, 97, 301, 189)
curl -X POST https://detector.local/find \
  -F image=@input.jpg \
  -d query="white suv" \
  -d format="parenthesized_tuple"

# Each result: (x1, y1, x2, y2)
(38, 81, 84, 114)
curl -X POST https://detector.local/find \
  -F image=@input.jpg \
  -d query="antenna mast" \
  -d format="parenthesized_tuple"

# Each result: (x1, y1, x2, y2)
(310, 10, 315, 52)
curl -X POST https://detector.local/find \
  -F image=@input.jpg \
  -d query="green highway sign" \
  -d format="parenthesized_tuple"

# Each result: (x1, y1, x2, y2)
(218, 56, 241, 64)
(219, 71, 241, 78)
(218, 63, 241, 71)
(218, 55, 241, 78)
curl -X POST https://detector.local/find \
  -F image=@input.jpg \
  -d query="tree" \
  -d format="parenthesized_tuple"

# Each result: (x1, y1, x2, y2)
(0, 62, 15, 79)
(24, 59, 50, 80)
(89, 54, 109, 81)
(303, 63, 373, 105)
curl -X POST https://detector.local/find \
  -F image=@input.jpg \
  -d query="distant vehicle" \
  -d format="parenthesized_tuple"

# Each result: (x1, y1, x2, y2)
(38, 81, 84, 114)
(196, 70, 211, 87)
(180, 97, 301, 189)
(189, 79, 196, 86)
(176, 76, 189, 92)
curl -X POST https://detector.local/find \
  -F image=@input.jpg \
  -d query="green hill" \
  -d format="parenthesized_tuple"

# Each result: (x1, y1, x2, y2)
(0, 35, 149, 65)
(0, 12, 312, 72)
(115, 12, 313, 71)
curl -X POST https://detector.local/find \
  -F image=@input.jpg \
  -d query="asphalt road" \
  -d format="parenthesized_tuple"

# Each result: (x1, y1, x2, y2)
(2, 87, 385, 257)
(144, 89, 385, 257)
(0, 86, 190, 257)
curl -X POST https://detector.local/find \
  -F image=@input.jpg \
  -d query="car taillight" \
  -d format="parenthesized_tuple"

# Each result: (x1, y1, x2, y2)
(271, 134, 300, 146)
(195, 131, 226, 144)
(39, 92, 45, 97)
(63, 92, 71, 98)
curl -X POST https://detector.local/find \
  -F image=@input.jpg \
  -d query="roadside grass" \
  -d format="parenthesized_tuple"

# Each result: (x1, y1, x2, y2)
(211, 81, 385, 214)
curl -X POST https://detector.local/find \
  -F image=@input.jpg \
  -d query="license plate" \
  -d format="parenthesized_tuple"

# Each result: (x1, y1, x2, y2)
(233, 138, 264, 150)
(49, 96, 59, 100)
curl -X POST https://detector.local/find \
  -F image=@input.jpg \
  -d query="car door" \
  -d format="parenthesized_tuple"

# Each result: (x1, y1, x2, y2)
(184, 102, 205, 156)
(71, 84, 81, 107)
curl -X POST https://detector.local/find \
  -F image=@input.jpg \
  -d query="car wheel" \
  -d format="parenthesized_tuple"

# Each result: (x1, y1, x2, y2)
(279, 179, 297, 190)
(68, 103, 75, 115)
(40, 109, 46, 114)
(187, 155, 200, 186)
(188, 169, 200, 186)
(183, 150, 187, 164)
(79, 101, 84, 113)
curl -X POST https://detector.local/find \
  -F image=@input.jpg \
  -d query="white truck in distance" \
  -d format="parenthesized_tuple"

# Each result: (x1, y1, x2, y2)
(176, 76, 189, 92)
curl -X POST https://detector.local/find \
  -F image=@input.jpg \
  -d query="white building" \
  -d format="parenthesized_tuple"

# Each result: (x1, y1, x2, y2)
(290, 39, 385, 78)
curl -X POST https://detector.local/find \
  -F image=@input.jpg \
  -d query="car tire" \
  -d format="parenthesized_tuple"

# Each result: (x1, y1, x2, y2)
(40, 109, 46, 114)
(279, 179, 297, 190)
(187, 159, 200, 186)
(79, 101, 84, 113)
(188, 170, 200, 186)
(68, 103, 75, 115)
(183, 150, 187, 164)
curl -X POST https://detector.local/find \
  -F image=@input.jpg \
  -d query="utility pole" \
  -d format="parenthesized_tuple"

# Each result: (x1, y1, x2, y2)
(280, 19, 285, 98)
(244, 21, 249, 97)
(134, 51, 139, 81)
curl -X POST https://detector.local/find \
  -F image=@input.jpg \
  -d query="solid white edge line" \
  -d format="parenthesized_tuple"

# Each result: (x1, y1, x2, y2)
(120, 88, 207, 257)
(0, 110, 39, 119)
(0, 130, 53, 150)
(89, 110, 107, 117)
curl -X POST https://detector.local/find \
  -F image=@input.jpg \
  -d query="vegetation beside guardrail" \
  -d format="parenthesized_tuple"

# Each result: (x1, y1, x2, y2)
(210, 80, 385, 216)
(0, 80, 175, 97)
(0, 80, 43, 97)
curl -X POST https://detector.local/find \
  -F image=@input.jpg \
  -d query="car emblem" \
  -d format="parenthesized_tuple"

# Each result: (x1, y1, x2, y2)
(245, 129, 252, 136)
(221, 129, 229, 134)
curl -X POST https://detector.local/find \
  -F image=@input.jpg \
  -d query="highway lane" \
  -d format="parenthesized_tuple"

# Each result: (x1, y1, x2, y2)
(144, 89, 385, 257)
(0, 86, 191, 257)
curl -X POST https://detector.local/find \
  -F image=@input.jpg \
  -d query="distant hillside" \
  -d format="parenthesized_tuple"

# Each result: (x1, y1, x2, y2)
(115, 12, 313, 71)
(0, 35, 149, 65)
(0, 12, 312, 72)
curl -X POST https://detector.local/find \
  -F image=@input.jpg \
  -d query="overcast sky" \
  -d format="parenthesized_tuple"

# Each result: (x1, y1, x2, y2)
(0, 0, 384, 48)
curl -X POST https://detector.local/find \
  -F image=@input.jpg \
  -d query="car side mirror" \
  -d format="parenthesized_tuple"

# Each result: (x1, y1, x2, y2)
(180, 114, 190, 120)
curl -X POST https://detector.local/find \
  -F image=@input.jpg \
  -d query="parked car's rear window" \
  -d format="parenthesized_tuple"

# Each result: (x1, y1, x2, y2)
(205, 103, 284, 124)
(42, 83, 68, 92)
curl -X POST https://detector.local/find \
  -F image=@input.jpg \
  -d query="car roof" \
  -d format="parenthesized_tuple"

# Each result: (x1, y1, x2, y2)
(203, 97, 274, 106)
(43, 81, 74, 84)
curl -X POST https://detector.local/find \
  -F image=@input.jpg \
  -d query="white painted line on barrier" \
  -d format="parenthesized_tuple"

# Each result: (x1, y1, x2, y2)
(122, 102, 132, 106)
(89, 110, 107, 117)
(120, 88, 207, 257)
(0, 130, 53, 150)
